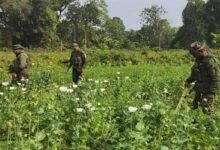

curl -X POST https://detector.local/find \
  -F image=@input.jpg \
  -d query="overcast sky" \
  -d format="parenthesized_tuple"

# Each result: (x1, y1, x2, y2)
(105, 0, 188, 30)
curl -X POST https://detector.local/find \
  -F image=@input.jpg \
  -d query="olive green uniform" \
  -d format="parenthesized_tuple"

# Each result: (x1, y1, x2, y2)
(64, 49, 86, 84)
(186, 55, 220, 114)
(9, 51, 30, 83)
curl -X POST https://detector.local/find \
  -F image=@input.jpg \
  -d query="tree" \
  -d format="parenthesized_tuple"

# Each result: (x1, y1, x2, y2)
(81, 1, 100, 47)
(51, 0, 74, 19)
(104, 17, 125, 48)
(0, 0, 30, 46)
(204, 0, 220, 44)
(62, 0, 107, 48)
(140, 5, 167, 48)
(0, 0, 59, 47)
(172, 0, 207, 48)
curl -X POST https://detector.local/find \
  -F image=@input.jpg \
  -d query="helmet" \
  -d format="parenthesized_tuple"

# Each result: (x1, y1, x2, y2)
(73, 43, 79, 48)
(13, 44, 24, 50)
(190, 41, 207, 51)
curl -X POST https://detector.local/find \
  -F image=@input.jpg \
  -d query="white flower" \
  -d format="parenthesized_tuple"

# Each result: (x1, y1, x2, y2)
(72, 84, 78, 89)
(9, 86, 16, 90)
(100, 88, 106, 92)
(21, 78, 25, 81)
(66, 89, 74, 93)
(0, 92, 3, 95)
(117, 72, 120, 75)
(17, 82, 22, 86)
(95, 80, 99, 84)
(22, 88, 26, 92)
(85, 103, 92, 108)
(142, 103, 152, 110)
(88, 78, 93, 81)
(203, 98, 207, 102)
(128, 106, 138, 112)
(59, 86, 68, 92)
(163, 88, 168, 94)
(2, 82, 9, 86)
(90, 107, 96, 111)
(103, 80, 109, 83)
(75, 98, 80, 101)
(76, 108, 84, 112)
(125, 76, 129, 80)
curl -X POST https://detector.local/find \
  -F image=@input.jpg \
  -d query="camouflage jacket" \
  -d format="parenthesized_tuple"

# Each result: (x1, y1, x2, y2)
(66, 49, 86, 70)
(9, 52, 30, 74)
(186, 55, 220, 94)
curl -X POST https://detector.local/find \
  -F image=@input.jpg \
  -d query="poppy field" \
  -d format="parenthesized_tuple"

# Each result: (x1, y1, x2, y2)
(1, 50, 220, 149)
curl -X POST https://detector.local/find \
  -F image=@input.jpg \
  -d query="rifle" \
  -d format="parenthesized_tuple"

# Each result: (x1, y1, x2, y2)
(59, 59, 72, 72)
(175, 82, 195, 111)
(64, 45, 72, 49)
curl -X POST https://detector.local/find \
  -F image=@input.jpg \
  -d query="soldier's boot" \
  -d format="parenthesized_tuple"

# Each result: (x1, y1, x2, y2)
(202, 96, 215, 115)
(192, 99, 199, 109)
(19, 73, 29, 87)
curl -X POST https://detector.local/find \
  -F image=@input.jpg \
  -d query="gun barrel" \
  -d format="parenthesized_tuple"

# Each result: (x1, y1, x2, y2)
(175, 82, 195, 111)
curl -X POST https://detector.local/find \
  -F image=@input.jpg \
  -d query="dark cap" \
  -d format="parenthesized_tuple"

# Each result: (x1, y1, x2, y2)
(13, 44, 24, 50)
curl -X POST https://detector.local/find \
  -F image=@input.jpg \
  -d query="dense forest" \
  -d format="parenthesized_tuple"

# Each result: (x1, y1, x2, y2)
(0, 0, 220, 49)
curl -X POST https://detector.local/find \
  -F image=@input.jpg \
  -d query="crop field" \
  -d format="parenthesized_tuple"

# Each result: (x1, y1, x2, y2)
(1, 50, 220, 149)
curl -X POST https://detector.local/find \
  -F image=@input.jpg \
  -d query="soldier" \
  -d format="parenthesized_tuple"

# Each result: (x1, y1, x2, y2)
(185, 41, 220, 114)
(9, 44, 30, 85)
(62, 43, 86, 85)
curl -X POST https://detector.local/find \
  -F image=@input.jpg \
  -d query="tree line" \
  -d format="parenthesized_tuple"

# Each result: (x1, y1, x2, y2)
(0, 0, 219, 50)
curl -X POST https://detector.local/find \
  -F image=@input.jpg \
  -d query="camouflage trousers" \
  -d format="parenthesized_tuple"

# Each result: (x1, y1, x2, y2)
(11, 72, 29, 86)
(193, 92, 215, 114)
(72, 68, 82, 85)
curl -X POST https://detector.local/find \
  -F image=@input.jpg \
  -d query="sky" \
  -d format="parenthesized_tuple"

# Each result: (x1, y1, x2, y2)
(105, 0, 188, 30)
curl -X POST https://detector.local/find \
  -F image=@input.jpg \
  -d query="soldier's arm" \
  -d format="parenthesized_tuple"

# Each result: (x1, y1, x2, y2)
(206, 59, 220, 94)
(62, 60, 70, 64)
(81, 51, 86, 68)
(67, 52, 74, 70)
(62, 52, 73, 64)
(18, 54, 28, 70)
(186, 64, 196, 83)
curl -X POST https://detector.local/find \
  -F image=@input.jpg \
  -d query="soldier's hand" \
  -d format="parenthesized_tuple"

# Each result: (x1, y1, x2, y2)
(11, 73, 17, 78)
(205, 94, 215, 99)
(59, 60, 65, 64)
(79, 69, 83, 76)
(184, 81, 191, 88)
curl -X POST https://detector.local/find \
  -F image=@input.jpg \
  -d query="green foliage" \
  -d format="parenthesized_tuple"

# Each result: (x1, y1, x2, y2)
(0, 0, 59, 47)
(172, 0, 220, 48)
(104, 17, 126, 48)
(61, 0, 106, 47)
(205, 0, 220, 43)
(139, 5, 176, 49)
(1, 51, 220, 149)
(210, 32, 220, 44)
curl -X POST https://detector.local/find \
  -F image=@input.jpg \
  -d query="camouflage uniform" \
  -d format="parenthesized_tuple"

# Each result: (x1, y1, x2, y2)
(186, 42, 220, 114)
(9, 44, 30, 84)
(63, 43, 86, 84)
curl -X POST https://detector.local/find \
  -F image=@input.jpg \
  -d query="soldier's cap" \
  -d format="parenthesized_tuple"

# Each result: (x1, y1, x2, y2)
(190, 41, 207, 51)
(13, 44, 24, 50)
(73, 43, 79, 48)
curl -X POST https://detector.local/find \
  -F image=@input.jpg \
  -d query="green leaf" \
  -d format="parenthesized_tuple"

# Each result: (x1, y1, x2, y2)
(161, 145, 169, 150)
(136, 121, 145, 131)
(35, 130, 46, 142)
